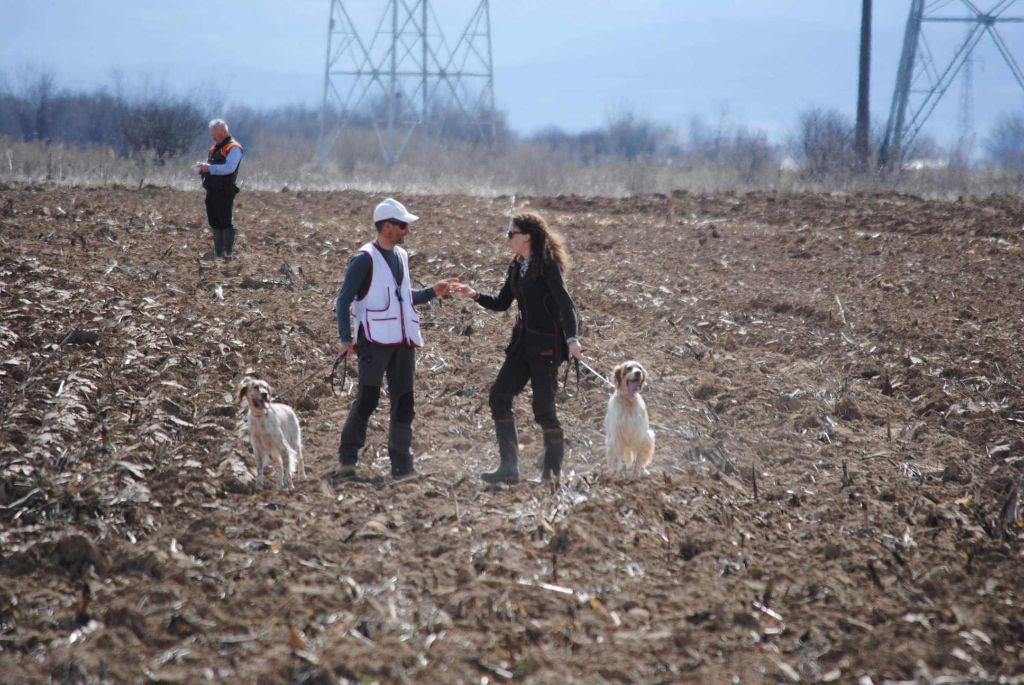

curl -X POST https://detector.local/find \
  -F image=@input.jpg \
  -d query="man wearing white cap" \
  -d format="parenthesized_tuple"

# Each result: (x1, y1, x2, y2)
(332, 198, 458, 481)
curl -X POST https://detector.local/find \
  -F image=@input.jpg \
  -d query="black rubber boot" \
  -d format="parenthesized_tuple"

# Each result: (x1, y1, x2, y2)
(541, 428, 564, 484)
(213, 229, 228, 258)
(482, 418, 519, 484)
(388, 423, 415, 479)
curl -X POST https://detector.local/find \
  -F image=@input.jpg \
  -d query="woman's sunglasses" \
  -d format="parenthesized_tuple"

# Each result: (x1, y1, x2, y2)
(506, 228, 524, 239)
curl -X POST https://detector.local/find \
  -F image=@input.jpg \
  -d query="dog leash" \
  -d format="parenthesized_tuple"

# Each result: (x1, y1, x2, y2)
(328, 354, 351, 395)
(561, 359, 581, 397)
(561, 356, 614, 397)
(268, 356, 346, 400)
(578, 358, 614, 388)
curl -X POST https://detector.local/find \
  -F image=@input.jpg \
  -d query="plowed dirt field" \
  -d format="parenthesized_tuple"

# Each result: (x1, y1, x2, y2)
(2, 183, 1024, 684)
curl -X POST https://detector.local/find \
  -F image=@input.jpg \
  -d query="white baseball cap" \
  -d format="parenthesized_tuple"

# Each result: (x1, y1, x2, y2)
(373, 198, 418, 224)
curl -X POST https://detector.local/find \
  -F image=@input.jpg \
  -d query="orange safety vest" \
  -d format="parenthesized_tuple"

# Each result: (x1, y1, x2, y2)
(203, 136, 243, 191)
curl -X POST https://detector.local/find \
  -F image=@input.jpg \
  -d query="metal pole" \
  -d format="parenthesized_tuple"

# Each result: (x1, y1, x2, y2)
(317, 0, 336, 165)
(484, 0, 496, 142)
(855, 0, 872, 171)
(388, 0, 398, 164)
(422, 0, 429, 118)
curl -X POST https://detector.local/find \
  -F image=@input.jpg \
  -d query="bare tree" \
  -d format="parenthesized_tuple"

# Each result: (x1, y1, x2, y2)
(12, 65, 57, 142)
(985, 112, 1024, 172)
(794, 108, 857, 179)
(112, 75, 205, 163)
(604, 110, 673, 160)
(0, 72, 19, 138)
(687, 113, 776, 181)
(120, 99, 204, 162)
(530, 110, 674, 164)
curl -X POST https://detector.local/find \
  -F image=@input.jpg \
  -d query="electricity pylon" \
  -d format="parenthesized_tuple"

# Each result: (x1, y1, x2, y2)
(316, 0, 495, 166)
(880, 0, 1024, 168)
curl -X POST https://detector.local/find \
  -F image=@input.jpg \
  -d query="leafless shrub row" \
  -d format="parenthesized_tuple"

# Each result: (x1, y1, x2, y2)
(2, 68, 1024, 197)
(5, 133, 1023, 199)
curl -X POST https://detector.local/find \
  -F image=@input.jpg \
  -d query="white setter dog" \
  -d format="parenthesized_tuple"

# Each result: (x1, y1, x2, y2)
(238, 377, 305, 490)
(605, 361, 655, 477)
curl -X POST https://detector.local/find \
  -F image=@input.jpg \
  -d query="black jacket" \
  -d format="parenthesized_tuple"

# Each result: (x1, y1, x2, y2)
(476, 258, 578, 363)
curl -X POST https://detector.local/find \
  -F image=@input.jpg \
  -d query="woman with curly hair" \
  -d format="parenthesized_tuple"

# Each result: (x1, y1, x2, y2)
(455, 212, 583, 484)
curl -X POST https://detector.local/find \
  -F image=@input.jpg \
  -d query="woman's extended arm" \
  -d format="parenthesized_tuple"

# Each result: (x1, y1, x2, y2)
(460, 264, 515, 312)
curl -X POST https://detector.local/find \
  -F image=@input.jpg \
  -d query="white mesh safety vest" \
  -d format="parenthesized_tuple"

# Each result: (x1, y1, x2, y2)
(351, 242, 424, 347)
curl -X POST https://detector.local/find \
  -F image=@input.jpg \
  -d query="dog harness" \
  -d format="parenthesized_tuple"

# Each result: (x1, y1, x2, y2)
(351, 242, 424, 347)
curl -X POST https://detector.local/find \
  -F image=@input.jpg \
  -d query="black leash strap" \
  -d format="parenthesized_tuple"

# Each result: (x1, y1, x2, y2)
(272, 357, 338, 400)
(329, 354, 351, 395)
(561, 358, 580, 398)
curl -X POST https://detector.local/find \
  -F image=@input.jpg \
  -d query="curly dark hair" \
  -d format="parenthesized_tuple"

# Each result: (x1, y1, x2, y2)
(511, 212, 570, 278)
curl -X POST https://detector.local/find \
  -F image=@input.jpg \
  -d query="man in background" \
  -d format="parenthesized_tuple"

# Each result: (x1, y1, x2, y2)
(196, 119, 243, 260)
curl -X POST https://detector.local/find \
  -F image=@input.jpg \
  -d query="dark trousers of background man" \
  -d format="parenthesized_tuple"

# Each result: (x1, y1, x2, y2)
(205, 188, 236, 258)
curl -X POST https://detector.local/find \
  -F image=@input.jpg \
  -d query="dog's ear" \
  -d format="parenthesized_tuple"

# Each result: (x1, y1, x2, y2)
(237, 380, 250, 403)
(613, 363, 624, 387)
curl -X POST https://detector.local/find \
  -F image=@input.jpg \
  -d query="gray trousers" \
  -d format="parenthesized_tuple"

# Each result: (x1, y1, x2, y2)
(338, 340, 416, 475)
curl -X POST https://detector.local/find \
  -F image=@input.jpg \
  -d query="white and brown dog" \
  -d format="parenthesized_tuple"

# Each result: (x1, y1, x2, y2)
(238, 377, 305, 490)
(605, 361, 655, 477)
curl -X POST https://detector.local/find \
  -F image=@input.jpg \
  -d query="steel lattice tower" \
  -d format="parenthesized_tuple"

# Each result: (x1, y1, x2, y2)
(880, 0, 1024, 168)
(316, 0, 495, 166)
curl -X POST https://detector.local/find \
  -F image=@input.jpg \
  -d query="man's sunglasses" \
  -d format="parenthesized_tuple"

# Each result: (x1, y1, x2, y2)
(390, 220, 409, 230)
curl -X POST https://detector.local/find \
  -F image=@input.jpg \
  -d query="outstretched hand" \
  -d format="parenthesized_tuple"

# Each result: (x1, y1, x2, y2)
(451, 283, 477, 299)
(433, 277, 461, 298)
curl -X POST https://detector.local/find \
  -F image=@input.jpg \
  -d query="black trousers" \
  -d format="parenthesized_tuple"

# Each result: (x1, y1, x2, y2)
(339, 341, 416, 469)
(488, 353, 560, 431)
(205, 189, 236, 257)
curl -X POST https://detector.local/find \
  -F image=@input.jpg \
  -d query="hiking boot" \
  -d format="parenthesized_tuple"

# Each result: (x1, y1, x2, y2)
(391, 467, 419, 482)
(329, 464, 357, 485)
(388, 424, 415, 479)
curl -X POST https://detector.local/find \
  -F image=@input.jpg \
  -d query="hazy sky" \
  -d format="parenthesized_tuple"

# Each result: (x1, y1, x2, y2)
(2, 1, 1023, 144)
